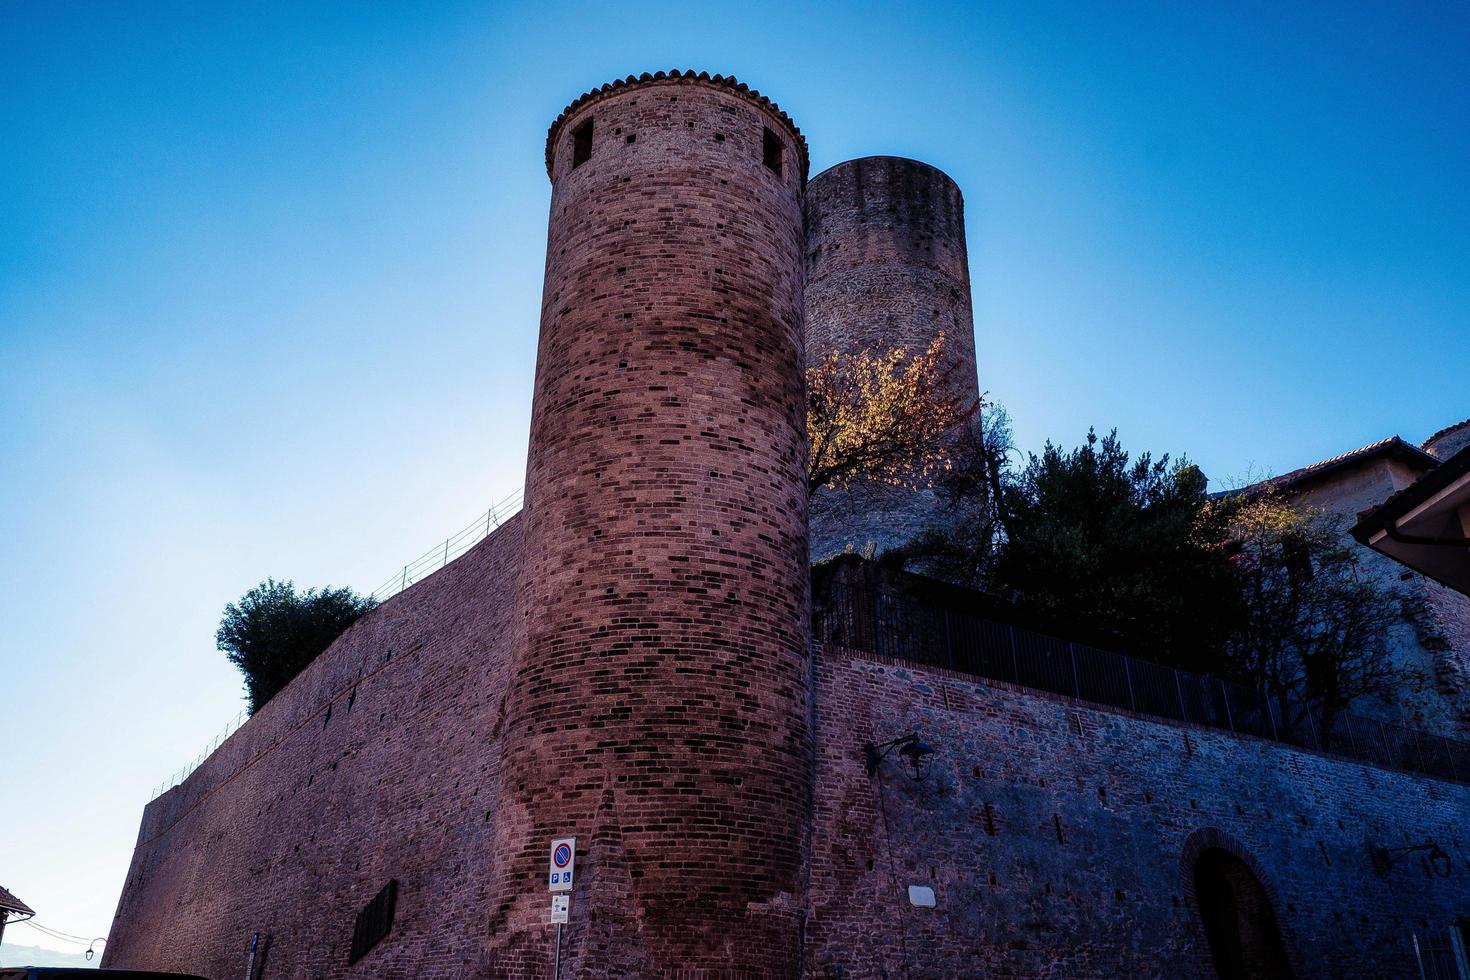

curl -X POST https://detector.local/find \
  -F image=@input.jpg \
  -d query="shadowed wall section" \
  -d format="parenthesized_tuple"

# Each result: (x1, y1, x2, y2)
(804, 646, 1470, 979)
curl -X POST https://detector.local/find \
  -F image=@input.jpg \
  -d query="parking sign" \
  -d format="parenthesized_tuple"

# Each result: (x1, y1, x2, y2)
(548, 836, 576, 892)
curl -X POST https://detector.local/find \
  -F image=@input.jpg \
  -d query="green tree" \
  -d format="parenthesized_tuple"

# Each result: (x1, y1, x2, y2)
(217, 579, 377, 714)
(897, 427, 1241, 670)
(993, 429, 1240, 668)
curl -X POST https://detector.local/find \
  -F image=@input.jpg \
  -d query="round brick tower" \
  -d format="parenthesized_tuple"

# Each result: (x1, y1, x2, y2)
(804, 156, 980, 560)
(485, 71, 812, 978)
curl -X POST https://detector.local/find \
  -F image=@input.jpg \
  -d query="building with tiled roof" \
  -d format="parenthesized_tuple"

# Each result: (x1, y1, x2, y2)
(1236, 423, 1470, 738)
(1354, 443, 1470, 597)
(1254, 435, 1440, 494)
(0, 884, 35, 954)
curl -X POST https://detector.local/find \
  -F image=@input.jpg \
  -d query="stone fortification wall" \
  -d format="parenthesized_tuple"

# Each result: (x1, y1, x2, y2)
(804, 156, 980, 561)
(805, 646, 1470, 979)
(103, 517, 525, 979)
(484, 71, 813, 978)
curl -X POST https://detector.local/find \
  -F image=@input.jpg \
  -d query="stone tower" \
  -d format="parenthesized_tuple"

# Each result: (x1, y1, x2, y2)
(485, 71, 812, 977)
(804, 156, 979, 560)
(1425, 418, 1470, 460)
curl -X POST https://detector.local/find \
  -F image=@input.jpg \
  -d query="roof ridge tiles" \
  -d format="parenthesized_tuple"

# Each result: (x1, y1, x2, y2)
(1252, 435, 1440, 494)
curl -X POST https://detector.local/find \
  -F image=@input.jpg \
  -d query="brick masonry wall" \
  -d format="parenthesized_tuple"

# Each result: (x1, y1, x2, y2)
(483, 75, 813, 978)
(804, 157, 980, 562)
(102, 517, 525, 979)
(806, 645, 1470, 979)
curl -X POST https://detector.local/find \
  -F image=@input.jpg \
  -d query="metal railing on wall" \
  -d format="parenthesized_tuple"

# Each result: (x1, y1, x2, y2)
(369, 486, 525, 601)
(150, 487, 527, 800)
(816, 581, 1470, 785)
(150, 708, 248, 799)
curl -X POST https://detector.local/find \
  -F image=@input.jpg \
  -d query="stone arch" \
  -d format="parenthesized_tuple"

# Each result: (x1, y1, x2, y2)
(1180, 828, 1300, 980)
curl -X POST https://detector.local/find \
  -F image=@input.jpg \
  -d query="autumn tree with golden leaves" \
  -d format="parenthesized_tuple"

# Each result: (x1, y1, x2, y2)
(805, 333, 975, 495)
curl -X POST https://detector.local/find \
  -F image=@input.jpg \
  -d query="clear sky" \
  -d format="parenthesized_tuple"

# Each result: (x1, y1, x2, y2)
(2, 0, 1466, 958)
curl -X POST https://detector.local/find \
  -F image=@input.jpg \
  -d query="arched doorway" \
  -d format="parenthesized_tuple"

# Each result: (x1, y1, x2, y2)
(1193, 847, 1294, 980)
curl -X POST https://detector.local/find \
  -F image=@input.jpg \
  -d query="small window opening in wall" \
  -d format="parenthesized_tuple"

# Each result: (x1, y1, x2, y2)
(572, 119, 593, 168)
(763, 127, 783, 175)
(349, 879, 398, 965)
(626, 133, 636, 144)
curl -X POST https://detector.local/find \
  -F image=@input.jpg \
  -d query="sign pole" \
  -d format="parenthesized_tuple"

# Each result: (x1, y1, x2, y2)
(547, 836, 575, 980)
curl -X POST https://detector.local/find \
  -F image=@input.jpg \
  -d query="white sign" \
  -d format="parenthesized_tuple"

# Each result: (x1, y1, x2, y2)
(907, 884, 937, 908)
(550, 893, 570, 924)
(548, 836, 576, 892)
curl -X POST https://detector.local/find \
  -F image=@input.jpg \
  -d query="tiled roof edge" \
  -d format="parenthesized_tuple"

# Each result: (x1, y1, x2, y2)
(1236, 435, 1441, 496)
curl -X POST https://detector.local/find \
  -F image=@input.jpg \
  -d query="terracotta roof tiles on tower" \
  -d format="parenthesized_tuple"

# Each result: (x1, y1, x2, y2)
(544, 69, 810, 182)
(1425, 418, 1470, 450)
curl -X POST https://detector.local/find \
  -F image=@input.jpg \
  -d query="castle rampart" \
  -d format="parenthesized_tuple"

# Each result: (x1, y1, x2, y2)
(99, 70, 1470, 980)
(806, 646, 1470, 979)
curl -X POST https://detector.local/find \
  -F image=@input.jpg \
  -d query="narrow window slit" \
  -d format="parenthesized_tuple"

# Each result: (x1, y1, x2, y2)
(763, 128, 783, 175)
(572, 119, 593, 168)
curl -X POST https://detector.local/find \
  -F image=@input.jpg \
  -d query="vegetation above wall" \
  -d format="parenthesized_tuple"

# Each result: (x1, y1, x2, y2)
(1226, 493, 1436, 728)
(216, 579, 377, 714)
(883, 422, 1437, 720)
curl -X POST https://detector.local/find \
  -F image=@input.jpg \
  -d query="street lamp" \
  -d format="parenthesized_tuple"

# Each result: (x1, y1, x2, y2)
(864, 732, 936, 781)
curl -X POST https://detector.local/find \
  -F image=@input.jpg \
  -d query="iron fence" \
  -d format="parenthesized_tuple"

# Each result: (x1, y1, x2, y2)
(816, 582, 1470, 785)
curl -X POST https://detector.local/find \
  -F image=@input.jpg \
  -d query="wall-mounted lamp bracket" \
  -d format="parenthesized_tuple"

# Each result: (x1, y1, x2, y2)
(864, 731, 936, 781)
(1370, 841, 1452, 878)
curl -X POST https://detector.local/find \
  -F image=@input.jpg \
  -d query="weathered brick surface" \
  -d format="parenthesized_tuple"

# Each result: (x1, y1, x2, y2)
(482, 74, 813, 978)
(804, 157, 980, 561)
(103, 517, 525, 978)
(806, 645, 1470, 979)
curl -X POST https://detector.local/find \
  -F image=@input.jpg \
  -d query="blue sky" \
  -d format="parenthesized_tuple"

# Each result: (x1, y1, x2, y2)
(2, 0, 1466, 957)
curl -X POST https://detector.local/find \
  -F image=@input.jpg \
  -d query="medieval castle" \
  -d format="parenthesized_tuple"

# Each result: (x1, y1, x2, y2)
(103, 70, 1470, 979)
